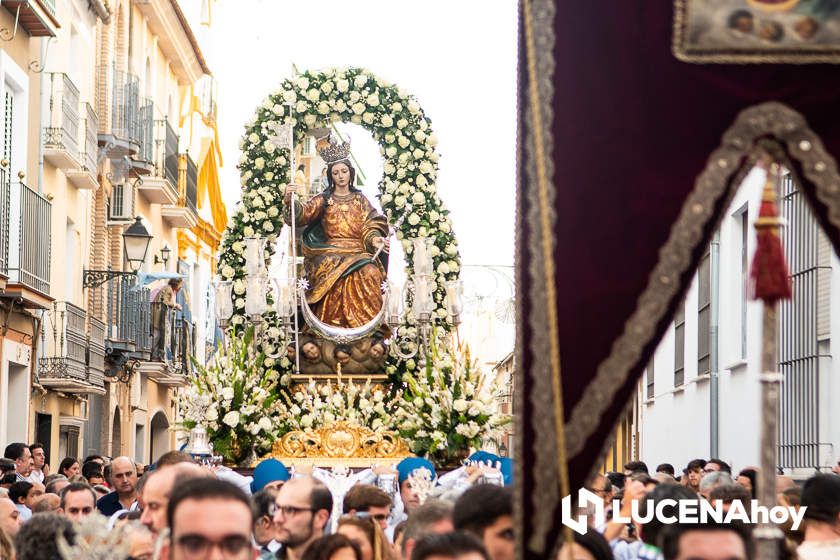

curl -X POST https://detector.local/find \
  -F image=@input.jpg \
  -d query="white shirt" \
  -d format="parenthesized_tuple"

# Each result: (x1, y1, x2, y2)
(25, 469, 44, 484)
(798, 539, 840, 560)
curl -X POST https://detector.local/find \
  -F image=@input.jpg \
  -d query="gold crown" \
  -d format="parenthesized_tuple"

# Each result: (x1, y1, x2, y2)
(317, 134, 351, 164)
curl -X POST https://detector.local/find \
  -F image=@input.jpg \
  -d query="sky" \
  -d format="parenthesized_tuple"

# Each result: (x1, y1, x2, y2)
(203, 1, 518, 360)
(206, 0, 518, 269)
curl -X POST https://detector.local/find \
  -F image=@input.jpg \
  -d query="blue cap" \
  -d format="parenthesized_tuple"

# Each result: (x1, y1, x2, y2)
(498, 458, 513, 486)
(396, 457, 436, 483)
(468, 451, 500, 465)
(250, 459, 291, 493)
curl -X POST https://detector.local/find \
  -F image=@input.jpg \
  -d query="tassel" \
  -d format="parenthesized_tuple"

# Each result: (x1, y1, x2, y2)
(750, 164, 792, 303)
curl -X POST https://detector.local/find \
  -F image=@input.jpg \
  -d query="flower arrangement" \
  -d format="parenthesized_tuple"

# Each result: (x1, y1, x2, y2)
(394, 339, 511, 465)
(176, 326, 285, 464)
(217, 67, 462, 379)
(273, 379, 397, 435)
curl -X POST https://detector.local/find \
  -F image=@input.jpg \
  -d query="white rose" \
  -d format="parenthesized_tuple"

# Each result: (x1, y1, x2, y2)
(385, 146, 397, 158)
(413, 130, 426, 142)
(248, 133, 260, 145)
(445, 244, 457, 256)
(272, 104, 284, 116)
(354, 75, 368, 88)
(412, 192, 425, 205)
(439, 222, 451, 233)
(222, 411, 240, 428)
(306, 88, 320, 102)
(397, 118, 408, 129)
(352, 102, 366, 115)
(294, 76, 310, 90)
(283, 90, 296, 103)
(416, 175, 428, 188)
(383, 162, 396, 174)
(206, 407, 219, 421)
(317, 102, 330, 115)
(258, 417, 273, 432)
(243, 226, 255, 237)
(303, 114, 317, 127)
(419, 161, 434, 175)
(268, 207, 279, 217)
(398, 152, 409, 164)
(295, 100, 308, 113)
(320, 81, 334, 94)
(300, 415, 313, 428)
(380, 194, 393, 204)
(396, 168, 406, 179)
(263, 221, 274, 233)
(408, 213, 420, 226)
(381, 115, 394, 128)
(426, 133, 438, 147)
(418, 226, 428, 238)
(233, 280, 245, 295)
(392, 102, 403, 112)
(413, 148, 425, 159)
(394, 195, 406, 208)
(254, 157, 265, 170)
(336, 79, 349, 92)
(221, 265, 235, 279)
(408, 100, 421, 114)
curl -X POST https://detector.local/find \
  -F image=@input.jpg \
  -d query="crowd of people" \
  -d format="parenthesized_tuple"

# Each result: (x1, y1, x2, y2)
(563, 458, 840, 560)
(0, 442, 514, 560)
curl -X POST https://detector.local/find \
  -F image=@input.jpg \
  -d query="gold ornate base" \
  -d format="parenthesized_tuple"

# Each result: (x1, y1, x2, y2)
(257, 421, 412, 468)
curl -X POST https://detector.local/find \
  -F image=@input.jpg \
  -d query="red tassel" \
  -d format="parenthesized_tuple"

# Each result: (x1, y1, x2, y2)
(750, 167, 792, 303)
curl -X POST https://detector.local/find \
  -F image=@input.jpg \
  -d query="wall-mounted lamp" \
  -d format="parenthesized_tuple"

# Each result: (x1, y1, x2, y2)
(154, 245, 171, 268)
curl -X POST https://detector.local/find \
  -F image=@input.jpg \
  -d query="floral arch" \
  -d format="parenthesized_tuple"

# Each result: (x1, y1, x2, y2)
(217, 67, 462, 384)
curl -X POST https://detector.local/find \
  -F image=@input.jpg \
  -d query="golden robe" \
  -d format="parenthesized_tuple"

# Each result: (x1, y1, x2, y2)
(286, 191, 389, 329)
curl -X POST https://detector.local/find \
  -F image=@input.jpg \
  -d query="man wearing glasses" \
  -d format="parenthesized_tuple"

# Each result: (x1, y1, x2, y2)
(160, 477, 258, 560)
(272, 477, 333, 560)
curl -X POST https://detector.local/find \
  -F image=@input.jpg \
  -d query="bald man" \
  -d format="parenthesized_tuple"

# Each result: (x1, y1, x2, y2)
(0, 496, 21, 538)
(139, 462, 210, 537)
(97, 456, 138, 515)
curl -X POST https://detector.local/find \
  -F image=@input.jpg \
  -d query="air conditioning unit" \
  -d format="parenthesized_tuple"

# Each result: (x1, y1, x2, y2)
(109, 182, 135, 221)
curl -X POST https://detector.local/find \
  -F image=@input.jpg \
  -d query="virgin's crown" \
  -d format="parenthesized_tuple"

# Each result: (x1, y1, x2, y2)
(317, 134, 351, 164)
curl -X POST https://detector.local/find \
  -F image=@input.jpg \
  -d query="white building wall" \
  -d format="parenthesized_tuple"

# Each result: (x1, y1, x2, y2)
(638, 167, 840, 475)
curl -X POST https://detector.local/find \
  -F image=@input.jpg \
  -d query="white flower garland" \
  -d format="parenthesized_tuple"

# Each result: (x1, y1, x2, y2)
(218, 67, 461, 378)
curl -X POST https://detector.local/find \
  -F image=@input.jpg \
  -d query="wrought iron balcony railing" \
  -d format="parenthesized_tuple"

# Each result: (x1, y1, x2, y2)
(88, 316, 106, 388)
(43, 73, 81, 168)
(158, 119, 180, 187)
(181, 153, 198, 214)
(79, 103, 98, 173)
(6, 180, 51, 294)
(136, 98, 155, 166)
(97, 64, 140, 145)
(106, 276, 151, 356)
(38, 302, 103, 394)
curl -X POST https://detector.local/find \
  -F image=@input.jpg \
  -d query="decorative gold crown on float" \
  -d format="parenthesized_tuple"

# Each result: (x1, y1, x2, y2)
(317, 133, 352, 165)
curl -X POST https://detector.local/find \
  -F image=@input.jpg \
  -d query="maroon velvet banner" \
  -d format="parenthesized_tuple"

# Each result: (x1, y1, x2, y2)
(516, 2, 840, 557)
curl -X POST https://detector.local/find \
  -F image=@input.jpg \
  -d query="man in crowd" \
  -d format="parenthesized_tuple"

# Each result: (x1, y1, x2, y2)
(453, 485, 513, 560)
(0, 495, 21, 538)
(273, 477, 333, 560)
(97, 456, 138, 515)
(401, 499, 454, 560)
(397, 458, 437, 519)
(342, 484, 393, 531)
(82, 461, 106, 486)
(58, 482, 97, 521)
(45, 473, 69, 496)
(624, 461, 649, 476)
(698, 471, 733, 500)
(410, 532, 489, 560)
(139, 461, 207, 537)
(2, 443, 32, 482)
(656, 463, 675, 477)
(252, 487, 280, 558)
(160, 477, 257, 560)
(660, 521, 752, 560)
(797, 473, 840, 559)
(26, 443, 47, 484)
(685, 459, 706, 494)
(31, 492, 60, 513)
(704, 459, 731, 475)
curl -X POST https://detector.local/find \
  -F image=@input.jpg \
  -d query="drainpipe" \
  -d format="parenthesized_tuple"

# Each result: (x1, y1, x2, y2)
(710, 231, 721, 458)
(37, 38, 47, 194)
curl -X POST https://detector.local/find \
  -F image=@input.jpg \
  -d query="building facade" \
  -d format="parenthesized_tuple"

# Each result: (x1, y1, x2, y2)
(636, 166, 840, 477)
(0, 0, 226, 467)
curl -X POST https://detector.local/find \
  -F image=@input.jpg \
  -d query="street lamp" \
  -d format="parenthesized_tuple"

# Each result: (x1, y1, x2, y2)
(154, 245, 171, 268)
(83, 216, 153, 288)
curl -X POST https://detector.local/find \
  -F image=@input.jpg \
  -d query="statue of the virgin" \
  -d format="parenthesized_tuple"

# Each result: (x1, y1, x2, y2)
(283, 135, 390, 332)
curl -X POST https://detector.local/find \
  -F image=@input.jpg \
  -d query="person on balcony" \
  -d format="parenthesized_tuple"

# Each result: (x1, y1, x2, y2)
(151, 278, 183, 361)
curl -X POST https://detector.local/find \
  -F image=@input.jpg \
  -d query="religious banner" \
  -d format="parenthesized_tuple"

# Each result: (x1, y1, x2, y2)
(517, 1, 840, 558)
(673, 0, 840, 62)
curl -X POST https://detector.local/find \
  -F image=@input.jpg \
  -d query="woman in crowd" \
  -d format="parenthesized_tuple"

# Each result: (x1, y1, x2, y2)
(337, 515, 395, 560)
(58, 458, 80, 479)
(301, 534, 362, 560)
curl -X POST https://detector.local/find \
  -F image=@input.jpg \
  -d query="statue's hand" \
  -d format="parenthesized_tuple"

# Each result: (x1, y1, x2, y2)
(372, 237, 390, 253)
(284, 184, 304, 199)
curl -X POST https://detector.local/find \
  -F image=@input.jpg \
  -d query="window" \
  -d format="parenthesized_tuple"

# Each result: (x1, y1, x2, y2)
(698, 245, 711, 376)
(646, 360, 655, 400)
(674, 302, 685, 387)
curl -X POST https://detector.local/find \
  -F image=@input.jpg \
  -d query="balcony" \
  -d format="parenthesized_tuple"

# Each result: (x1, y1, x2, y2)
(88, 316, 106, 388)
(38, 302, 105, 395)
(162, 153, 198, 228)
(97, 65, 141, 160)
(130, 98, 156, 177)
(65, 103, 100, 190)
(3, 178, 52, 308)
(43, 73, 81, 171)
(0, 165, 9, 291)
(2, 1, 59, 38)
(137, 119, 179, 204)
(104, 277, 190, 382)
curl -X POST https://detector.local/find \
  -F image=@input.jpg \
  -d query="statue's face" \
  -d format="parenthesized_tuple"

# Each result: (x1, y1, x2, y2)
(370, 343, 384, 358)
(302, 343, 320, 360)
(331, 163, 351, 188)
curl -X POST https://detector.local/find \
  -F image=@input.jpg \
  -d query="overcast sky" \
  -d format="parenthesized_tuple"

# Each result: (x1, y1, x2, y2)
(208, 0, 518, 273)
